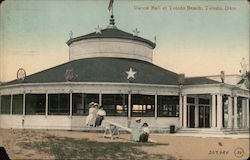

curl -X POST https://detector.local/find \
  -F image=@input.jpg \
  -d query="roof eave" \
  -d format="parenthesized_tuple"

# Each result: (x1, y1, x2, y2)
(66, 37, 156, 49)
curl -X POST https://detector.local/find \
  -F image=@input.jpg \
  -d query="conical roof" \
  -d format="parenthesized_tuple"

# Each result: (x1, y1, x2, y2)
(1, 57, 219, 86)
(4, 57, 179, 85)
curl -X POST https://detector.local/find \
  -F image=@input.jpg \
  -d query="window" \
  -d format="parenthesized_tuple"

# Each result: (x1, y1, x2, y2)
(0, 95, 11, 114)
(48, 94, 69, 115)
(199, 98, 209, 105)
(158, 96, 179, 117)
(72, 94, 99, 115)
(132, 94, 155, 117)
(12, 94, 23, 115)
(187, 97, 194, 104)
(102, 94, 128, 116)
(26, 94, 46, 115)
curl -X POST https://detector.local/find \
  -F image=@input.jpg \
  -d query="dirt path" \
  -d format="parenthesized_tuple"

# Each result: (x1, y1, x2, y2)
(0, 129, 249, 159)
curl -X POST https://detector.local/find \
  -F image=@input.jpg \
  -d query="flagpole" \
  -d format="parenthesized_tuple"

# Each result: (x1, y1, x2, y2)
(108, 0, 116, 28)
(111, 2, 114, 17)
(110, 0, 114, 26)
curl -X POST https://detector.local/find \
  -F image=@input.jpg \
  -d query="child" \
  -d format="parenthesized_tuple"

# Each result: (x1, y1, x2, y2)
(142, 123, 149, 134)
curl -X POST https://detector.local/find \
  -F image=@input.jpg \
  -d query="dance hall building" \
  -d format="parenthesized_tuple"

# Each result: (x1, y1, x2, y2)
(0, 16, 249, 134)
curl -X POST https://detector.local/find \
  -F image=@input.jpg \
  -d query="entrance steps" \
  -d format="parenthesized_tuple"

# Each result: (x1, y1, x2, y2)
(177, 128, 249, 135)
(177, 128, 224, 135)
(223, 128, 249, 134)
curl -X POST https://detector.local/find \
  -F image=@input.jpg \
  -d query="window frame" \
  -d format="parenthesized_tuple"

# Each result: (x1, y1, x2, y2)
(131, 94, 155, 117)
(25, 94, 46, 115)
(12, 94, 23, 115)
(0, 95, 11, 114)
(157, 95, 179, 117)
(102, 94, 128, 116)
(72, 93, 99, 116)
(48, 93, 70, 115)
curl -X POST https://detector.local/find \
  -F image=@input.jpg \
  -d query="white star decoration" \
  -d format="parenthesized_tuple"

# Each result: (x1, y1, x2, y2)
(126, 68, 136, 80)
(133, 28, 140, 36)
(95, 25, 102, 34)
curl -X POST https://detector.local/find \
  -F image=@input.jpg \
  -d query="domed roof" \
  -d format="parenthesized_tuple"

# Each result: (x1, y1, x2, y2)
(66, 28, 156, 49)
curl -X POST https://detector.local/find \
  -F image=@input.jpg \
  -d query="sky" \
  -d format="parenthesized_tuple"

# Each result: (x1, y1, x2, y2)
(0, 0, 249, 82)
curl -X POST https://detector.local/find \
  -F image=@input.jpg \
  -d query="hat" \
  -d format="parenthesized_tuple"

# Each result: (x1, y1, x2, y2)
(135, 117, 141, 121)
(89, 102, 95, 105)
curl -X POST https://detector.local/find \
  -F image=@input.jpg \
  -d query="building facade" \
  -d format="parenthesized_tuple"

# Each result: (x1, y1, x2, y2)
(0, 17, 249, 134)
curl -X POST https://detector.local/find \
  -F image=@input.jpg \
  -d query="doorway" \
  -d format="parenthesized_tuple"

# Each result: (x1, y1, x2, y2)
(199, 105, 210, 128)
(189, 105, 195, 128)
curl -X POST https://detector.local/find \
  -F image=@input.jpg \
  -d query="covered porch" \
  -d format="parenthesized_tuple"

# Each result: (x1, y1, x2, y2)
(179, 84, 249, 133)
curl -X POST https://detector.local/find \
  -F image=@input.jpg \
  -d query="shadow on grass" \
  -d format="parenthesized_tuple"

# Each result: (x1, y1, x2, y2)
(18, 131, 176, 160)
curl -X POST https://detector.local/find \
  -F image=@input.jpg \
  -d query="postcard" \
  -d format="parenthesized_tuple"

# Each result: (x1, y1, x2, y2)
(0, 0, 249, 159)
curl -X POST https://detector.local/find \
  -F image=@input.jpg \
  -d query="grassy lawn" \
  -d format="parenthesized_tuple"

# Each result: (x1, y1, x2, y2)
(14, 130, 175, 159)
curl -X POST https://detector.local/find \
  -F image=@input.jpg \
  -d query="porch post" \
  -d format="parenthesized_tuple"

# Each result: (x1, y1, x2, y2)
(228, 96, 233, 128)
(216, 94, 223, 129)
(194, 97, 199, 128)
(154, 93, 157, 120)
(22, 93, 26, 116)
(10, 94, 13, 115)
(45, 93, 48, 117)
(246, 98, 249, 128)
(242, 98, 246, 128)
(128, 92, 131, 127)
(209, 96, 212, 127)
(0, 94, 1, 114)
(187, 104, 190, 128)
(69, 92, 73, 118)
(99, 92, 102, 106)
(183, 95, 187, 128)
(179, 95, 183, 128)
(234, 96, 238, 129)
(211, 94, 216, 128)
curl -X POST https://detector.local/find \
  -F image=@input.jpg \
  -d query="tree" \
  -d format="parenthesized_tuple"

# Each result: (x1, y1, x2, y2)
(246, 71, 250, 81)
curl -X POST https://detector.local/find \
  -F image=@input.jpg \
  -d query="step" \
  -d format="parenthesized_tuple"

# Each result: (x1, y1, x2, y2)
(177, 128, 224, 134)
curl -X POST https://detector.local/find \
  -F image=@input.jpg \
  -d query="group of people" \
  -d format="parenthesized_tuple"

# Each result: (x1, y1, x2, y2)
(131, 117, 149, 142)
(85, 102, 106, 127)
(86, 102, 149, 142)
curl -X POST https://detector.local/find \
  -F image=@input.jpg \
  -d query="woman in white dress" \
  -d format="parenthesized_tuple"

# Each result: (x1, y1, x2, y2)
(85, 102, 95, 126)
(89, 103, 99, 126)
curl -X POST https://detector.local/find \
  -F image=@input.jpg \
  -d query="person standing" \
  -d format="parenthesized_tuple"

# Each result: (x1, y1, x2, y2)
(131, 117, 143, 142)
(95, 106, 106, 127)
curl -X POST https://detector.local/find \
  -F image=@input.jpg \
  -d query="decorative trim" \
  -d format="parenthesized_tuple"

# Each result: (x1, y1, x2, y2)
(0, 82, 179, 89)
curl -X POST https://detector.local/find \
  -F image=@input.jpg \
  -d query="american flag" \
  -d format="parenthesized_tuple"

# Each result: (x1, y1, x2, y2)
(108, 0, 114, 11)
